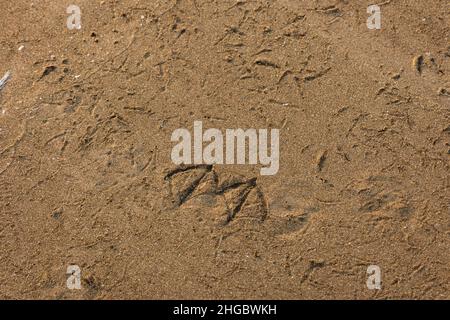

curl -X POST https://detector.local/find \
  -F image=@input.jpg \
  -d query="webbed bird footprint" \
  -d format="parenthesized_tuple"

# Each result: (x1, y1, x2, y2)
(164, 165, 268, 226)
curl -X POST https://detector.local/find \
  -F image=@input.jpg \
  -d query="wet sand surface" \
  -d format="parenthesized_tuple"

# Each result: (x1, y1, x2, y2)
(0, 0, 449, 299)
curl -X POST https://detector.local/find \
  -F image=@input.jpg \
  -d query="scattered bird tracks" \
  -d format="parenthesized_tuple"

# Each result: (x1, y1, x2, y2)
(164, 164, 268, 226)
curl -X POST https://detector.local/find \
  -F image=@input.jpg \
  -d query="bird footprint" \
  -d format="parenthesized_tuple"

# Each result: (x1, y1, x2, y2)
(164, 165, 268, 226)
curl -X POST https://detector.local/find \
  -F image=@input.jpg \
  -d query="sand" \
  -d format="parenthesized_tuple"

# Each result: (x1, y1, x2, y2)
(0, 0, 449, 299)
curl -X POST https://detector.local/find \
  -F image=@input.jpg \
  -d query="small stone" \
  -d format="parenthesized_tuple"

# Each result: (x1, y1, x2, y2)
(51, 209, 63, 219)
